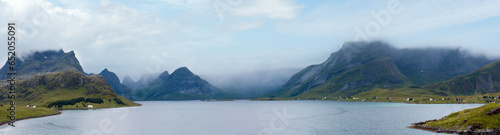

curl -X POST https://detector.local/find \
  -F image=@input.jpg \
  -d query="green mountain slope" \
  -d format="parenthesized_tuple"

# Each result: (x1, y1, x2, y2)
(424, 60, 500, 95)
(0, 70, 138, 108)
(267, 41, 495, 98)
(353, 60, 500, 103)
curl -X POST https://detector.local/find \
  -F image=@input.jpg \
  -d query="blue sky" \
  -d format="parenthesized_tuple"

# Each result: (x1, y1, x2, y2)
(1, 0, 500, 81)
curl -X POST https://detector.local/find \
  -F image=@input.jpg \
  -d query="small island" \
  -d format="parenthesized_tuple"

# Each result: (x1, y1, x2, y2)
(410, 103, 500, 134)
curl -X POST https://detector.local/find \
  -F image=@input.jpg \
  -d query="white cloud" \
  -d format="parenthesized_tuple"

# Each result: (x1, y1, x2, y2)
(231, 0, 301, 20)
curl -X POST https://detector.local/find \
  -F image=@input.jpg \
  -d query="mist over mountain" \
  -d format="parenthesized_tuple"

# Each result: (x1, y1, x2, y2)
(267, 41, 497, 98)
(0, 49, 84, 80)
(201, 68, 300, 98)
(122, 73, 159, 90)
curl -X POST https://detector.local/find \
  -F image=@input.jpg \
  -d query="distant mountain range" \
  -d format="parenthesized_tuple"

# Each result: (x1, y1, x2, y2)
(133, 67, 229, 100)
(5, 41, 497, 102)
(122, 73, 158, 90)
(266, 41, 496, 98)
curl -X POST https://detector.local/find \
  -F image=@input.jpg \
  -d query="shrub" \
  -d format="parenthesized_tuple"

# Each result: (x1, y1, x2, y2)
(85, 98, 104, 104)
(113, 98, 125, 105)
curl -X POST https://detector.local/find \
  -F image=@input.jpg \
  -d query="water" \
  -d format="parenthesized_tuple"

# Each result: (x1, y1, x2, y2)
(0, 100, 483, 135)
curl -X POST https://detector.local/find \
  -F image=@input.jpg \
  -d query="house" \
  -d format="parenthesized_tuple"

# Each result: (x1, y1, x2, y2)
(26, 105, 36, 108)
(442, 98, 445, 101)
(88, 105, 93, 108)
(353, 97, 360, 99)
(407, 98, 413, 101)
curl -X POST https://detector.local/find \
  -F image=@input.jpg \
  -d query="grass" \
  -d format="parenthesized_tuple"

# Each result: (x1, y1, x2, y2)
(0, 105, 60, 124)
(423, 103, 500, 130)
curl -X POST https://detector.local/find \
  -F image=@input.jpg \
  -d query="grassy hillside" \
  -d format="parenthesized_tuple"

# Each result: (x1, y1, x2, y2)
(412, 103, 500, 134)
(424, 60, 500, 95)
(0, 70, 139, 109)
(0, 106, 60, 125)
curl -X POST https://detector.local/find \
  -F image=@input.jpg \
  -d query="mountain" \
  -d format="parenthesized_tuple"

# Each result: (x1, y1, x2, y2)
(267, 41, 495, 98)
(424, 60, 500, 95)
(99, 68, 133, 99)
(0, 70, 138, 108)
(0, 49, 84, 80)
(136, 67, 227, 100)
(122, 76, 136, 89)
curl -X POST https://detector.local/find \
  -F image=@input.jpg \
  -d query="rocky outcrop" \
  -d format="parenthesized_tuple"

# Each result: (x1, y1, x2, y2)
(487, 107, 500, 115)
(411, 121, 500, 134)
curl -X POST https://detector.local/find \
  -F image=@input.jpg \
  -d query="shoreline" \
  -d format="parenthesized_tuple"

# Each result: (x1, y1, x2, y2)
(251, 98, 491, 105)
(409, 120, 500, 134)
(0, 111, 62, 127)
(0, 104, 141, 127)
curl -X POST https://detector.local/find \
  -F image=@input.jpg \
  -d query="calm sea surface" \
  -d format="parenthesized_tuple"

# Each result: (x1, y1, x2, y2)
(0, 100, 483, 135)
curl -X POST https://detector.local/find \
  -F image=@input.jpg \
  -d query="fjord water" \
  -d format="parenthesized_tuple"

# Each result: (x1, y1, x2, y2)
(0, 101, 482, 135)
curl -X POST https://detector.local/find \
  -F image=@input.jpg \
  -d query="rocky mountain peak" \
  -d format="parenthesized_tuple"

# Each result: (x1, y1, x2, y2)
(159, 71, 170, 80)
(171, 67, 195, 78)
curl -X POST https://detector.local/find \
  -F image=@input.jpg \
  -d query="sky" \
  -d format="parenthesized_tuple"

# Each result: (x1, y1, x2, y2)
(0, 0, 499, 81)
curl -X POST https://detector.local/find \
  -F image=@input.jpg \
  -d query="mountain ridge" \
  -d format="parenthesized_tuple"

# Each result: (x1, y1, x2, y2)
(99, 68, 133, 99)
(135, 67, 229, 100)
(267, 41, 496, 98)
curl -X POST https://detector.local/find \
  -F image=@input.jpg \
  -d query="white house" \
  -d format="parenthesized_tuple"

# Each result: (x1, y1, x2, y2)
(88, 105, 93, 108)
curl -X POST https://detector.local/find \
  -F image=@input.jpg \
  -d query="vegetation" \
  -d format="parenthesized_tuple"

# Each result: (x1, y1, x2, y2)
(113, 98, 125, 105)
(85, 98, 104, 104)
(0, 70, 140, 109)
(413, 103, 500, 133)
(0, 105, 60, 125)
(47, 97, 106, 108)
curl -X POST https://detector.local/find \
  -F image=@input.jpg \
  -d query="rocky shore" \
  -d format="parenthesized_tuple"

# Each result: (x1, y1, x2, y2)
(410, 119, 500, 134)
(409, 104, 500, 134)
